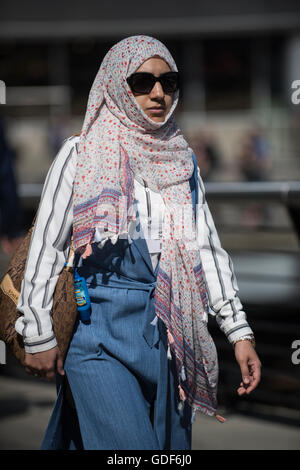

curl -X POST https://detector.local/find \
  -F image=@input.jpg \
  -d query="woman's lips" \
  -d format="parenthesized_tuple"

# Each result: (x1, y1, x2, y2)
(148, 107, 165, 114)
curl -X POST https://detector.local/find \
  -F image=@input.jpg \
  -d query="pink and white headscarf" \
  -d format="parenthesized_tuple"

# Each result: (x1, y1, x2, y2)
(73, 35, 221, 421)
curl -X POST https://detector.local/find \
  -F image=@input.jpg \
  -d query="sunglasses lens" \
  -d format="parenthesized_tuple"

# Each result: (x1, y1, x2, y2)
(161, 73, 179, 93)
(129, 74, 155, 94)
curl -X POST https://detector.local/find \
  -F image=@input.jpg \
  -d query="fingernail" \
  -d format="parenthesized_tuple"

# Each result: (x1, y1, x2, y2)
(244, 377, 249, 384)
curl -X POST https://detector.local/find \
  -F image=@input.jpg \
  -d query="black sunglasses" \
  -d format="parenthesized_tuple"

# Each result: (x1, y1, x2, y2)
(126, 72, 180, 95)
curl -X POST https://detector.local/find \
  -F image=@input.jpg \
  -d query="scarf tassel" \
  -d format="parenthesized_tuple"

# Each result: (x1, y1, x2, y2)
(191, 406, 197, 424)
(177, 384, 187, 412)
(166, 330, 226, 423)
(167, 328, 174, 360)
(81, 242, 92, 259)
(215, 414, 227, 423)
(167, 344, 172, 360)
(190, 407, 226, 424)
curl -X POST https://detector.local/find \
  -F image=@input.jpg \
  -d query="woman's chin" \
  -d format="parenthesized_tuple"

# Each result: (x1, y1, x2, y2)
(147, 114, 166, 123)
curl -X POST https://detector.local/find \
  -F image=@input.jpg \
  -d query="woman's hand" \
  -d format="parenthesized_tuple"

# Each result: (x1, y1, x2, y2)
(234, 340, 262, 395)
(24, 346, 65, 382)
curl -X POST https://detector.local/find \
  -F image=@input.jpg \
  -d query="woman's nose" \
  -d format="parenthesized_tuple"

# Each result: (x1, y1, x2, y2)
(149, 81, 164, 99)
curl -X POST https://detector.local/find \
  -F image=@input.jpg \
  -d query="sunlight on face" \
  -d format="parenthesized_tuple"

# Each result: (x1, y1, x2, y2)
(132, 57, 174, 123)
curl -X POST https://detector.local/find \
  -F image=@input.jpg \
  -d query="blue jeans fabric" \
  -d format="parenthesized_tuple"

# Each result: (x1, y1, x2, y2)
(40, 238, 192, 450)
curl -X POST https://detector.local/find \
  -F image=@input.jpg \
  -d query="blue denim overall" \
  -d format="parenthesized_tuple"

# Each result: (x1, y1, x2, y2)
(41, 155, 198, 450)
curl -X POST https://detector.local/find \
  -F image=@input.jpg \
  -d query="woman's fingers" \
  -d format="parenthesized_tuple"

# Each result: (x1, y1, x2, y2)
(235, 342, 262, 396)
(25, 366, 35, 376)
(45, 369, 56, 382)
(24, 347, 61, 381)
(244, 361, 261, 393)
(25, 366, 44, 377)
(56, 352, 65, 376)
(239, 359, 251, 386)
(237, 359, 261, 395)
(43, 361, 58, 382)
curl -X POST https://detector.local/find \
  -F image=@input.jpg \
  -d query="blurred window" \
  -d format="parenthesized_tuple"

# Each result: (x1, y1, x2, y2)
(68, 40, 111, 115)
(0, 42, 49, 87)
(270, 35, 286, 106)
(203, 37, 251, 111)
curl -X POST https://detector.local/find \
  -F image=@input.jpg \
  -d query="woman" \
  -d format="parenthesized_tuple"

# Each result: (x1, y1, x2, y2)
(16, 35, 261, 450)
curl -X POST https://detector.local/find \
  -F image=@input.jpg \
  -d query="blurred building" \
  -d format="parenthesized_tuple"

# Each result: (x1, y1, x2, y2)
(0, 0, 300, 184)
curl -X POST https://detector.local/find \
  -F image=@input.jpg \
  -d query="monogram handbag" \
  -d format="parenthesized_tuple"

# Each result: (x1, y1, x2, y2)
(0, 215, 78, 366)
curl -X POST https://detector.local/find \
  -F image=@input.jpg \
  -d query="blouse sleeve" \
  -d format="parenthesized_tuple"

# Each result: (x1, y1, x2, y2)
(196, 168, 254, 345)
(15, 136, 78, 354)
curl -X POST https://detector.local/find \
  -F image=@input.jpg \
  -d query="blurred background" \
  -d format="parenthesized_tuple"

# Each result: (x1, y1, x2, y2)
(0, 0, 300, 450)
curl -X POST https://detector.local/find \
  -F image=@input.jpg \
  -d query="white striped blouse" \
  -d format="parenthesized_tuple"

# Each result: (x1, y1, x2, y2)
(15, 135, 254, 353)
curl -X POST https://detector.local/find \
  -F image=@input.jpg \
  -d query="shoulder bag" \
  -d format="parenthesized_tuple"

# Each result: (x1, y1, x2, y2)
(0, 216, 78, 366)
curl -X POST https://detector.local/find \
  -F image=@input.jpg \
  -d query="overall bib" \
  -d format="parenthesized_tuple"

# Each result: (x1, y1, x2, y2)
(40, 155, 198, 450)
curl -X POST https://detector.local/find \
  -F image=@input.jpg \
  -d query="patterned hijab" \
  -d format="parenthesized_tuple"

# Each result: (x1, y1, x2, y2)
(73, 35, 222, 421)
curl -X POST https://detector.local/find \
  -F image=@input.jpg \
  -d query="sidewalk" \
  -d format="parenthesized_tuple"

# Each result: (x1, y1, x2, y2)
(0, 375, 299, 450)
(193, 406, 300, 450)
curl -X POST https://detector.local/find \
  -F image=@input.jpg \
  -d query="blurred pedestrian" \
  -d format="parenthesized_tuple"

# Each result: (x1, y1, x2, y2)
(49, 114, 72, 156)
(16, 35, 261, 450)
(238, 127, 272, 182)
(237, 126, 272, 228)
(188, 129, 221, 181)
(0, 115, 23, 256)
